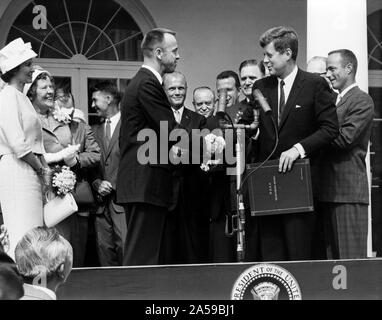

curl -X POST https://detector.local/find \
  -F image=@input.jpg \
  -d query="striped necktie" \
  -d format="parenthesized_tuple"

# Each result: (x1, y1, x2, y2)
(105, 118, 111, 149)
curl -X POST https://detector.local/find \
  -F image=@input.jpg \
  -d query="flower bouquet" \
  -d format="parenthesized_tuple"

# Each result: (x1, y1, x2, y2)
(43, 165, 78, 227)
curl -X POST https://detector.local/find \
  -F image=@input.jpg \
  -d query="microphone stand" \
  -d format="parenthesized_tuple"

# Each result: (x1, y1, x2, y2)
(222, 116, 258, 262)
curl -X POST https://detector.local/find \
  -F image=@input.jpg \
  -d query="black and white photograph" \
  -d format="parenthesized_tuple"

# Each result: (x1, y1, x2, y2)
(0, 0, 382, 305)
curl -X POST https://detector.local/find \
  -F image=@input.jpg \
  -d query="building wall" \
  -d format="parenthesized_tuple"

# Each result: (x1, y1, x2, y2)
(0, 0, 307, 107)
(141, 0, 307, 106)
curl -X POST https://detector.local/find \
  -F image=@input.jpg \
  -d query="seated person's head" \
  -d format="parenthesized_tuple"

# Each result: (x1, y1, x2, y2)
(15, 227, 73, 293)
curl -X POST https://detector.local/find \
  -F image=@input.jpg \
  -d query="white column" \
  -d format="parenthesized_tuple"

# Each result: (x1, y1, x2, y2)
(307, 0, 373, 257)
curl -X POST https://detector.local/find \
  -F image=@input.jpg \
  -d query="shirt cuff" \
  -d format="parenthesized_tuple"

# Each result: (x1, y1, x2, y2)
(252, 129, 260, 140)
(293, 143, 306, 159)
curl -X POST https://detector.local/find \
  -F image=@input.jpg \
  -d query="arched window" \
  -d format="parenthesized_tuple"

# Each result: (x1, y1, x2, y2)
(5, 0, 155, 124)
(7, 0, 143, 61)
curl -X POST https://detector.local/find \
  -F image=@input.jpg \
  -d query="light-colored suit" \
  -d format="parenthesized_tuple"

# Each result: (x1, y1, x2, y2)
(319, 85, 374, 259)
(40, 114, 100, 267)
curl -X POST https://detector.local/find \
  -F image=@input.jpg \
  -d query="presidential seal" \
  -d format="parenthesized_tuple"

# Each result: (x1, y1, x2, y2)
(231, 264, 302, 300)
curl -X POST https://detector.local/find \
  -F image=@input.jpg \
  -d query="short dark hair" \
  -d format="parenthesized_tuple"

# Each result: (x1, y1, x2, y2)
(26, 72, 55, 102)
(260, 26, 299, 61)
(216, 70, 240, 90)
(328, 49, 358, 75)
(141, 28, 176, 57)
(91, 81, 122, 105)
(1, 65, 21, 83)
(239, 59, 258, 73)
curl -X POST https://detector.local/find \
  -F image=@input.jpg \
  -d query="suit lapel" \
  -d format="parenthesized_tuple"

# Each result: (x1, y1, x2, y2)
(336, 86, 358, 109)
(69, 121, 79, 145)
(96, 122, 107, 156)
(265, 77, 279, 125)
(278, 69, 305, 131)
(40, 115, 65, 141)
(105, 119, 121, 159)
(180, 108, 192, 131)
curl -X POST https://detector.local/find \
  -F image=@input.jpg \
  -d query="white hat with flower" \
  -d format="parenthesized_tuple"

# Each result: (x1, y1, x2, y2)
(23, 65, 51, 96)
(0, 38, 37, 74)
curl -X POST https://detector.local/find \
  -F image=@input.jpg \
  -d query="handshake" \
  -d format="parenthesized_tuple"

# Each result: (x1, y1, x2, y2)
(44, 144, 81, 167)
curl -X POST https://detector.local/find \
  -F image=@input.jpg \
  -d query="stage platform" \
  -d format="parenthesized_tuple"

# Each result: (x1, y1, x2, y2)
(58, 258, 382, 300)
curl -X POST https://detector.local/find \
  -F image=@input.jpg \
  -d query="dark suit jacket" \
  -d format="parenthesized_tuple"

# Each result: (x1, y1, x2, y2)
(116, 68, 179, 207)
(247, 68, 339, 193)
(319, 86, 374, 203)
(169, 107, 207, 212)
(92, 118, 125, 214)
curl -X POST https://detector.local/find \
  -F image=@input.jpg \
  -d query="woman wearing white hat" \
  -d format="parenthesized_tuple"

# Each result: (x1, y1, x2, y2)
(24, 67, 101, 267)
(0, 38, 51, 258)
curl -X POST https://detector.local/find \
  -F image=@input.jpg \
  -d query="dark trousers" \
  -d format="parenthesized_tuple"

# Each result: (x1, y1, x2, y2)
(123, 203, 172, 266)
(209, 214, 236, 263)
(257, 212, 315, 261)
(94, 202, 127, 266)
(244, 213, 262, 262)
(56, 213, 88, 267)
(321, 202, 368, 259)
(166, 200, 209, 264)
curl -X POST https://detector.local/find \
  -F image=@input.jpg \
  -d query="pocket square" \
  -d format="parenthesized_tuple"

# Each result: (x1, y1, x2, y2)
(295, 105, 302, 109)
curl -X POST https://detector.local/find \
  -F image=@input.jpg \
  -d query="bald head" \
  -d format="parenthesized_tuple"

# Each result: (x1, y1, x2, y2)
(193, 86, 215, 118)
(163, 72, 187, 109)
(307, 56, 327, 75)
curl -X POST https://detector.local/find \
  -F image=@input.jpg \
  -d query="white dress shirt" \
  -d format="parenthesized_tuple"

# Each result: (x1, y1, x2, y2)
(105, 111, 121, 137)
(278, 66, 306, 158)
(336, 83, 357, 105)
(142, 64, 163, 84)
(172, 106, 184, 124)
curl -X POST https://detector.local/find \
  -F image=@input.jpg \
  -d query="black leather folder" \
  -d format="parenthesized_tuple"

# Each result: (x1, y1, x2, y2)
(245, 158, 314, 216)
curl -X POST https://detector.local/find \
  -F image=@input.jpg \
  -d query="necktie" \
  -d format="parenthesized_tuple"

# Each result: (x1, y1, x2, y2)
(279, 79, 285, 125)
(105, 118, 111, 149)
(174, 110, 181, 124)
(335, 94, 342, 106)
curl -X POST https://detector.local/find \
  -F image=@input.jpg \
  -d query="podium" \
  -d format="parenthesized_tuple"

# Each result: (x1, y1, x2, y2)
(58, 259, 382, 300)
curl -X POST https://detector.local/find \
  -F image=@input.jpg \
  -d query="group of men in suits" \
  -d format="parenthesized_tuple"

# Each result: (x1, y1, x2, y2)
(111, 26, 374, 265)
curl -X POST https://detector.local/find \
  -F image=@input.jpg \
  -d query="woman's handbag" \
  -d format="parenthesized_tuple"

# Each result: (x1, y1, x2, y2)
(44, 192, 78, 227)
(72, 180, 95, 207)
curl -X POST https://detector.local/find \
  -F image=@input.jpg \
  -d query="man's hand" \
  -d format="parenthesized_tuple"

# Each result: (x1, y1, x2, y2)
(279, 146, 300, 173)
(97, 180, 113, 197)
(170, 145, 188, 163)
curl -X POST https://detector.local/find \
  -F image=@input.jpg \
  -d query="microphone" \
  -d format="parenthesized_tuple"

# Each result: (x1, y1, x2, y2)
(216, 88, 227, 119)
(253, 89, 272, 114)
